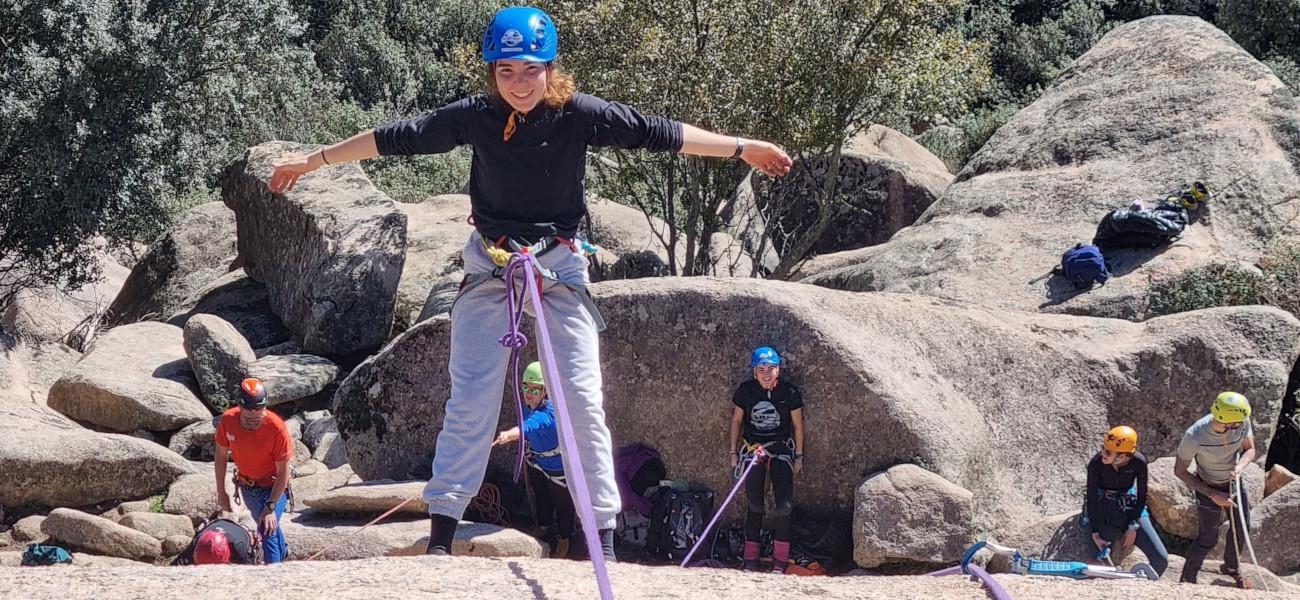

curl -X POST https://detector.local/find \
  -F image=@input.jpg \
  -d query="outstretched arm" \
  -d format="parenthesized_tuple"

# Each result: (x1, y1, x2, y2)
(269, 130, 380, 193)
(679, 124, 792, 178)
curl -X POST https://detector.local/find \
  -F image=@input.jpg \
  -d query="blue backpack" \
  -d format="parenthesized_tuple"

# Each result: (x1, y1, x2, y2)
(22, 544, 73, 566)
(1060, 244, 1109, 289)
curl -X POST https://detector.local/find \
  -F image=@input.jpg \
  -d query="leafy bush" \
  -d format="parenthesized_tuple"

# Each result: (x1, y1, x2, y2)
(1146, 243, 1300, 318)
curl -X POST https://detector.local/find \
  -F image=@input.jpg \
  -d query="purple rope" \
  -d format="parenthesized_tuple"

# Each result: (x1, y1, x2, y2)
(516, 255, 615, 600)
(498, 258, 529, 481)
(679, 446, 766, 568)
(930, 563, 1012, 600)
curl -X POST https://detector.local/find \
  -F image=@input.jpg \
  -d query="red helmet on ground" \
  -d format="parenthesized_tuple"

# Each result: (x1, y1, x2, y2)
(194, 529, 232, 564)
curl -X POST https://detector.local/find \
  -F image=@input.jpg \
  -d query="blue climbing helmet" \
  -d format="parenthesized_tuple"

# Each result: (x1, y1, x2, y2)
(481, 6, 558, 63)
(749, 346, 781, 368)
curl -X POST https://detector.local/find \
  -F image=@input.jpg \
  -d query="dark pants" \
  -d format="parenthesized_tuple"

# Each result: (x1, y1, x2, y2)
(1182, 483, 1252, 580)
(744, 452, 795, 542)
(528, 464, 575, 539)
(1095, 514, 1169, 577)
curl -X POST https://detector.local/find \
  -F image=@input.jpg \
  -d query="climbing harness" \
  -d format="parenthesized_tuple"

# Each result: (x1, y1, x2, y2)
(732, 439, 795, 479)
(497, 246, 614, 600)
(960, 540, 1159, 581)
(680, 446, 768, 568)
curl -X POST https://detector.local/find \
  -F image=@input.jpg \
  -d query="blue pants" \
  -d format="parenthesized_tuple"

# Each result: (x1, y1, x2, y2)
(241, 486, 289, 563)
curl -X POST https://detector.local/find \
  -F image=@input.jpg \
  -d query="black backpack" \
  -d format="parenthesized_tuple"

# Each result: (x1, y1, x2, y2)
(646, 484, 715, 562)
(1092, 202, 1189, 250)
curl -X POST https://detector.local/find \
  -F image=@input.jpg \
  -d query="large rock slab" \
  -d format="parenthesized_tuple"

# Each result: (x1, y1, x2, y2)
(166, 269, 291, 349)
(801, 17, 1300, 321)
(220, 141, 407, 360)
(1264, 464, 1295, 498)
(291, 465, 359, 512)
(335, 277, 1300, 528)
(107, 202, 239, 326)
(0, 332, 82, 426)
(47, 322, 209, 432)
(2, 252, 130, 344)
(0, 424, 197, 509)
(117, 512, 195, 541)
(168, 417, 219, 461)
(11, 516, 47, 543)
(246, 353, 339, 406)
(394, 195, 473, 330)
(852, 464, 974, 568)
(749, 125, 952, 260)
(282, 513, 543, 560)
(183, 314, 256, 412)
(41, 508, 160, 561)
(302, 480, 428, 516)
(1251, 475, 1300, 574)
(1147, 456, 1264, 540)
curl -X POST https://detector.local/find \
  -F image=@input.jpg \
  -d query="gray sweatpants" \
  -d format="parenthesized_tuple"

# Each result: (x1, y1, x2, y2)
(422, 232, 621, 530)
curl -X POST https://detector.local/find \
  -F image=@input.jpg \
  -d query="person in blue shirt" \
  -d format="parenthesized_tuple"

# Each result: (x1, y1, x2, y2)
(494, 361, 575, 558)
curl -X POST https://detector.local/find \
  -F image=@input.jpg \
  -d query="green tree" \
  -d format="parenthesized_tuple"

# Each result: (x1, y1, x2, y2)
(1220, 0, 1300, 64)
(546, 0, 989, 277)
(0, 0, 361, 302)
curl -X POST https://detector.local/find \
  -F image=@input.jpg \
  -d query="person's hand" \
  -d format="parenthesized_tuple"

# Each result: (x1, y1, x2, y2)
(794, 456, 803, 475)
(493, 431, 511, 447)
(729, 452, 739, 468)
(741, 140, 793, 178)
(217, 493, 232, 514)
(1122, 528, 1137, 548)
(260, 510, 278, 536)
(1211, 490, 1236, 508)
(1091, 532, 1108, 552)
(269, 152, 324, 194)
(1231, 463, 1246, 480)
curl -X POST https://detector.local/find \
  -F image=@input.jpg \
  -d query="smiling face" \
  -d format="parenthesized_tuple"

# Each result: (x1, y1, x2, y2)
(753, 364, 780, 390)
(493, 59, 548, 113)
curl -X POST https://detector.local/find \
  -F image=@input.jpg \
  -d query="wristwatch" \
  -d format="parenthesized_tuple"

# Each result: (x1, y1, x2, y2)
(732, 137, 745, 159)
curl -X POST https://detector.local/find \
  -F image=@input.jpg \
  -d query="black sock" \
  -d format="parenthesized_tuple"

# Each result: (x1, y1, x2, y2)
(426, 514, 458, 555)
(599, 528, 616, 562)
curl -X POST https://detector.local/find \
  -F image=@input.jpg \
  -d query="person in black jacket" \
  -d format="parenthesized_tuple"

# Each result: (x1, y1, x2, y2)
(1083, 425, 1168, 577)
(269, 6, 792, 562)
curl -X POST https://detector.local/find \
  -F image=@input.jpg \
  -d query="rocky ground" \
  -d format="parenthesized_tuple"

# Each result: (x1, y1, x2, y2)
(2, 555, 1295, 600)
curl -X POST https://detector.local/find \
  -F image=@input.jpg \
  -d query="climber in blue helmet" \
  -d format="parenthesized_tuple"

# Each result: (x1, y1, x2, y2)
(728, 346, 805, 573)
(269, 6, 793, 563)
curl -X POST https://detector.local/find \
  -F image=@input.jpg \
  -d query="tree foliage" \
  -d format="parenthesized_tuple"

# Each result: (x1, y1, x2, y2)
(547, 0, 990, 276)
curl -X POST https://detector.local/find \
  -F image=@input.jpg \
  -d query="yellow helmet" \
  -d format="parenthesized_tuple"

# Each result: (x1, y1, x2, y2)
(1211, 392, 1251, 424)
(1103, 425, 1138, 454)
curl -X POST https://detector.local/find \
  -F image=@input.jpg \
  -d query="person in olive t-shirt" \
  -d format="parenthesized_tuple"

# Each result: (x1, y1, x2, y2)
(728, 346, 804, 574)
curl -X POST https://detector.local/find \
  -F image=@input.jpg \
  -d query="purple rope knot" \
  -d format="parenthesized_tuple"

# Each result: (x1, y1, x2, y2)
(498, 330, 528, 349)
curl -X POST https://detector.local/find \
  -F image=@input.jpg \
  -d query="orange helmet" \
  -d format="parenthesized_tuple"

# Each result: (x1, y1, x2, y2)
(194, 529, 231, 564)
(238, 378, 268, 408)
(1103, 425, 1138, 454)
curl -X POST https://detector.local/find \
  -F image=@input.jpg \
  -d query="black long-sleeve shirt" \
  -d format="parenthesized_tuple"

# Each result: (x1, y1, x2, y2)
(1084, 451, 1149, 529)
(374, 93, 684, 240)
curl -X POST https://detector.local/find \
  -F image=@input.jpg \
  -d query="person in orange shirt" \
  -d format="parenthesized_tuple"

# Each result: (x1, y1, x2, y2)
(214, 377, 293, 563)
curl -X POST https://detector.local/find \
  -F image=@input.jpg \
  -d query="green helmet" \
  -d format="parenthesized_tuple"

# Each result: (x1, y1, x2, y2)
(523, 362, 545, 388)
(1211, 391, 1251, 424)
